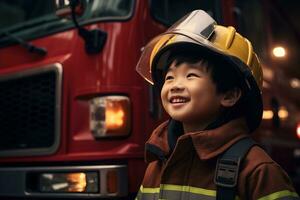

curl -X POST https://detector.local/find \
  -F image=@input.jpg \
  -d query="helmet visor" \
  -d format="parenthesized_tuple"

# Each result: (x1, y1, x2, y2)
(136, 10, 216, 84)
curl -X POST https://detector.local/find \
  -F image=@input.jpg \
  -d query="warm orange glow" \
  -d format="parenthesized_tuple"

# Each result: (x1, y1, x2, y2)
(106, 109, 125, 129)
(90, 96, 130, 137)
(272, 46, 286, 58)
(104, 97, 130, 132)
(290, 78, 300, 89)
(67, 173, 87, 192)
(263, 110, 273, 120)
(297, 124, 300, 139)
(262, 108, 289, 120)
(278, 108, 289, 119)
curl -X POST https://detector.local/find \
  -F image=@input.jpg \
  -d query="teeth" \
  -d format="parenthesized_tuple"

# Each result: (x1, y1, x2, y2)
(171, 98, 187, 103)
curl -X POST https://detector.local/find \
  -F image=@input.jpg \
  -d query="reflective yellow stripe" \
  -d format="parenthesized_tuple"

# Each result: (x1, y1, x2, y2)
(258, 190, 299, 200)
(161, 184, 216, 197)
(139, 185, 160, 194)
(139, 184, 241, 199)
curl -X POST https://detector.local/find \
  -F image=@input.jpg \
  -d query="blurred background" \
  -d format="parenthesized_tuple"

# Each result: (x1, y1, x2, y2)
(0, 0, 299, 199)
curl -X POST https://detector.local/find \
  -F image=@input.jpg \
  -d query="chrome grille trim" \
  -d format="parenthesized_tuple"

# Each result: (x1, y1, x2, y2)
(0, 63, 62, 157)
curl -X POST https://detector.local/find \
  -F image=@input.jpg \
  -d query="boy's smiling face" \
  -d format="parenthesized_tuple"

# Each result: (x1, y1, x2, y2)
(160, 60, 224, 132)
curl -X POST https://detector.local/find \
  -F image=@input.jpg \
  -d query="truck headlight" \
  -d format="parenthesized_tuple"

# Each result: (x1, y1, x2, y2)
(36, 165, 128, 197)
(90, 95, 131, 138)
(39, 172, 98, 193)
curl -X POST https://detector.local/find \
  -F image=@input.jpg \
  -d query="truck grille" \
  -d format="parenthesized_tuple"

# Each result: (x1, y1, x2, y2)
(0, 64, 62, 156)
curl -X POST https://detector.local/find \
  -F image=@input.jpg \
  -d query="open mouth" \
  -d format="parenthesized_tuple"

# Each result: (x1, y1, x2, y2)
(169, 96, 190, 104)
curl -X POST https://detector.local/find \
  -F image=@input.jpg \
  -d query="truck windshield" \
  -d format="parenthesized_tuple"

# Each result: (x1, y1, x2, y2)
(0, 0, 134, 44)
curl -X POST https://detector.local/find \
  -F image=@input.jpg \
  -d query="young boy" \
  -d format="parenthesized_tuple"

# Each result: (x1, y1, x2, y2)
(135, 10, 299, 200)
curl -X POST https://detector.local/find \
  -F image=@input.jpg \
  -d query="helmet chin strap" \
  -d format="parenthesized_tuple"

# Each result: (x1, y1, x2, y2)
(205, 108, 239, 130)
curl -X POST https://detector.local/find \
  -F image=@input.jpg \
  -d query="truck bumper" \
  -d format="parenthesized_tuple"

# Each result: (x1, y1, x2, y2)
(0, 165, 128, 198)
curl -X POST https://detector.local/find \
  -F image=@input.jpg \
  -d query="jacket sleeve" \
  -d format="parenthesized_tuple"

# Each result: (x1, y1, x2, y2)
(247, 162, 299, 200)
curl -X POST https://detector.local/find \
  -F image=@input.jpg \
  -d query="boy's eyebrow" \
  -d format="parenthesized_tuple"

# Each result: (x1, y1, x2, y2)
(166, 67, 174, 73)
(189, 65, 200, 69)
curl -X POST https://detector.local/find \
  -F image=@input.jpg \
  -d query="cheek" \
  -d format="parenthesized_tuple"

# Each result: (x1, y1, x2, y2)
(160, 85, 168, 102)
(190, 85, 218, 106)
(160, 84, 170, 111)
(190, 85, 206, 98)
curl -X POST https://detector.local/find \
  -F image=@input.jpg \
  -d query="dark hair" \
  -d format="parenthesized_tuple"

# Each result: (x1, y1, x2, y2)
(158, 47, 246, 127)
(162, 48, 243, 94)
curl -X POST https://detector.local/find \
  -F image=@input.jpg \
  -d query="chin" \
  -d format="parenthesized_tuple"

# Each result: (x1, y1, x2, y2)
(168, 113, 191, 123)
(165, 108, 191, 121)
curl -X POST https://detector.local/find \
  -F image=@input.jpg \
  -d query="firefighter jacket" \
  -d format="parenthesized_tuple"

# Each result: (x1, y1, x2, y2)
(136, 118, 299, 200)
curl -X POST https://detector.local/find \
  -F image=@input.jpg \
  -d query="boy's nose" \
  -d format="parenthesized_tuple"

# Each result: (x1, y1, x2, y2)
(170, 84, 185, 92)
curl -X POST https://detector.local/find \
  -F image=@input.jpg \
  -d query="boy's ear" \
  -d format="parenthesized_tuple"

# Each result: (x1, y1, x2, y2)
(220, 88, 242, 107)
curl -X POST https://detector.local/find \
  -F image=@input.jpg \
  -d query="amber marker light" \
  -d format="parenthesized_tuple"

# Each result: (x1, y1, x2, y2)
(105, 105, 125, 130)
(106, 170, 118, 194)
(90, 96, 131, 138)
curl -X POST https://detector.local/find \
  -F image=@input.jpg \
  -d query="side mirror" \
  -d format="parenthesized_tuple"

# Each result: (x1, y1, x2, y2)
(54, 0, 84, 18)
(54, 0, 107, 54)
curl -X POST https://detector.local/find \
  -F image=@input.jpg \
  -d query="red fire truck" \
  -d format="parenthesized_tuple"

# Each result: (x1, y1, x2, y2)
(0, 0, 299, 199)
(0, 0, 166, 199)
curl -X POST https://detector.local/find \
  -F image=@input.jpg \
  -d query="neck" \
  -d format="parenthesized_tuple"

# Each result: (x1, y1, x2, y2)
(182, 109, 228, 133)
(183, 121, 210, 133)
(182, 113, 223, 133)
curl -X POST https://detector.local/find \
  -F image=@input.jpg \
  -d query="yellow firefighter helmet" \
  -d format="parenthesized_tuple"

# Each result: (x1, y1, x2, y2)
(136, 10, 263, 131)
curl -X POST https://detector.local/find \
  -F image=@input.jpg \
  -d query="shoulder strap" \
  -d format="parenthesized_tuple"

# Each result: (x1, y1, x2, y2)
(214, 137, 257, 200)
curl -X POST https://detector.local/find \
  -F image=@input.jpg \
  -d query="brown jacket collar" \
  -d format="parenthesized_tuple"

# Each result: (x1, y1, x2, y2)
(145, 118, 249, 163)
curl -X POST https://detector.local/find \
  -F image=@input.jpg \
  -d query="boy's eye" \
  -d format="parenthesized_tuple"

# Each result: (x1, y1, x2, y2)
(165, 75, 174, 81)
(187, 73, 199, 78)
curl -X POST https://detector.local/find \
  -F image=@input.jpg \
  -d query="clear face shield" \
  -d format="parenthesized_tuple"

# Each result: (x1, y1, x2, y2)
(135, 10, 217, 85)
